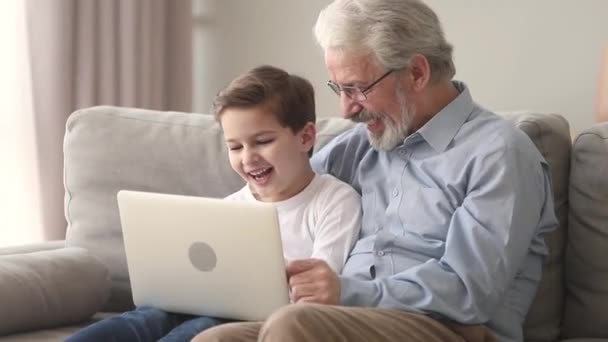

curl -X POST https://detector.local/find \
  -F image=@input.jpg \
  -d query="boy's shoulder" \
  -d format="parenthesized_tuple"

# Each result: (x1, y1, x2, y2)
(313, 173, 361, 201)
(306, 174, 361, 223)
(316, 172, 349, 186)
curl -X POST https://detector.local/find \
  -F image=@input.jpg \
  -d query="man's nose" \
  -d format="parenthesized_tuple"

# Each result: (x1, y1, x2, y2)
(340, 93, 363, 119)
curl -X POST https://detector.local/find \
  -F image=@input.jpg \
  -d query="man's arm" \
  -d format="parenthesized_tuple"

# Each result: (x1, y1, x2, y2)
(339, 143, 558, 323)
(311, 125, 368, 188)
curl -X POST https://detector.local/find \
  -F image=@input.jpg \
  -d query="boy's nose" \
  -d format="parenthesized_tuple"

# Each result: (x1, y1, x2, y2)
(242, 149, 260, 165)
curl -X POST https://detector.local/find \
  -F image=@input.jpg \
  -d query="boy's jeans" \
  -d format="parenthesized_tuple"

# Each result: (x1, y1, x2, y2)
(65, 306, 226, 342)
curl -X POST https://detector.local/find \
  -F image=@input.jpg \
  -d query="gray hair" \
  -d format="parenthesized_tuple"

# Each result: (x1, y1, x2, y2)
(314, 0, 455, 83)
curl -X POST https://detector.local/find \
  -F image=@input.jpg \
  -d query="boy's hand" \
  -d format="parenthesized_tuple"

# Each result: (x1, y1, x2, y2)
(286, 259, 340, 305)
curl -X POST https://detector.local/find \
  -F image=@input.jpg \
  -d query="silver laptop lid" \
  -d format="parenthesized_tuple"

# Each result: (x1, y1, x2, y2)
(117, 190, 290, 321)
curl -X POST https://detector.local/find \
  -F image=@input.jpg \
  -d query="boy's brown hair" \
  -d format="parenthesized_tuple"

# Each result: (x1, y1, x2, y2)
(212, 65, 316, 135)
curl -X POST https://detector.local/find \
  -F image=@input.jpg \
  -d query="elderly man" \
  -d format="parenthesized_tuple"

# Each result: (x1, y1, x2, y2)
(194, 0, 557, 341)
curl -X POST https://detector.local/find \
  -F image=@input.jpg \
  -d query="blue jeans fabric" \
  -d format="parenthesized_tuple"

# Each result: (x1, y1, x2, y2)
(65, 306, 225, 342)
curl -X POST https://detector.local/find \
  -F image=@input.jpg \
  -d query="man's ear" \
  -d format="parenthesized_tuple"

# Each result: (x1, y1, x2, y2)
(298, 122, 316, 154)
(406, 54, 431, 92)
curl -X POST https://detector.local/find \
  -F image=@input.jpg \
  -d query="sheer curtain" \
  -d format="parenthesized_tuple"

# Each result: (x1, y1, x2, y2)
(0, 0, 43, 246)
(597, 47, 608, 122)
(0, 0, 192, 247)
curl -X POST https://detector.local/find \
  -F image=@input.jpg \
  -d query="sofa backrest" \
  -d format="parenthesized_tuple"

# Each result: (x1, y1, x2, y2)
(504, 113, 571, 342)
(563, 122, 608, 339)
(64, 107, 571, 341)
(64, 106, 244, 310)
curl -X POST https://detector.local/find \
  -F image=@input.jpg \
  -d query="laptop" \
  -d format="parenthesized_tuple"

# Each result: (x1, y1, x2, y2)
(116, 190, 290, 321)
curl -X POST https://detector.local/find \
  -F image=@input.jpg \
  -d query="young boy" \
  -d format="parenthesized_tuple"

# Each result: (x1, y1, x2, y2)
(66, 65, 362, 342)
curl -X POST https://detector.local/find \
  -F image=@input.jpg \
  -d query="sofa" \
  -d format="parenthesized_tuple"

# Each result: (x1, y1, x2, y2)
(0, 106, 606, 341)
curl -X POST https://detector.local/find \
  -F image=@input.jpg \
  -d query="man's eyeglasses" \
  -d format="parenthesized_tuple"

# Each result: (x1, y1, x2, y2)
(327, 69, 394, 101)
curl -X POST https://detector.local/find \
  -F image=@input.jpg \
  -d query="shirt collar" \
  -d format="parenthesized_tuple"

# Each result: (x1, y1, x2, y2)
(413, 81, 475, 152)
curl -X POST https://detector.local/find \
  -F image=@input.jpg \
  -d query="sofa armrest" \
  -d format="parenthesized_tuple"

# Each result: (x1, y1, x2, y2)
(0, 247, 111, 336)
(0, 240, 65, 256)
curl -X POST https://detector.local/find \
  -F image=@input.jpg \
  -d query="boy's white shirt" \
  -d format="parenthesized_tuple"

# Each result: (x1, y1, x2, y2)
(224, 173, 361, 274)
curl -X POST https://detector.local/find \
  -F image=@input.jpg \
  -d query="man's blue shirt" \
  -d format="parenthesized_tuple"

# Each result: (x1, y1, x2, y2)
(311, 82, 558, 342)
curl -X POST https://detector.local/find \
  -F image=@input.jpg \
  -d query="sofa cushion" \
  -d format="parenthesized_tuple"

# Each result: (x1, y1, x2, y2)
(563, 122, 608, 339)
(63, 106, 245, 310)
(0, 248, 110, 336)
(501, 113, 571, 342)
(0, 241, 65, 256)
(0, 312, 116, 342)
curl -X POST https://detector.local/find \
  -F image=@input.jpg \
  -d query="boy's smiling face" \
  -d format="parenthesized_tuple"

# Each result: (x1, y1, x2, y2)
(220, 104, 315, 202)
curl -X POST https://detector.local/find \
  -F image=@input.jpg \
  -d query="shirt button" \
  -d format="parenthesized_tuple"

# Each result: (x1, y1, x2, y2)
(376, 250, 385, 257)
(392, 188, 399, 197)
(399, 149, 406, 156)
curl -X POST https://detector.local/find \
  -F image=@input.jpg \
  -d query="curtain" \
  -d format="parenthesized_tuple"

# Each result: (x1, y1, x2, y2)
(597, 47, 608, 123)
(24, 0, 193, 242)
(0, 0, 42, 247)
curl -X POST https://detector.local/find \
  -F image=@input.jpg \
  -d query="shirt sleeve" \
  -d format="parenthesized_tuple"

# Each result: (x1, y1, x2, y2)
(339, 140, 558, 324)
(311, 126, 367, 187)
(310, 180, 362, 274)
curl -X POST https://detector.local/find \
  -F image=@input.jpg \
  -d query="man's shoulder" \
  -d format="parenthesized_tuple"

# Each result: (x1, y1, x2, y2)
(462, 108, 538, 153)
(456, 108, 545, 168)
(316, 124, 371, 155)
(311, 123, 372, 179)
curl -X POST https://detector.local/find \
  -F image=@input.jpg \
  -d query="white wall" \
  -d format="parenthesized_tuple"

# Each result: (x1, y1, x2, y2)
(192, 0, 335, 116)
(193, 0, 608, 134)
(426, 0, 608, 134)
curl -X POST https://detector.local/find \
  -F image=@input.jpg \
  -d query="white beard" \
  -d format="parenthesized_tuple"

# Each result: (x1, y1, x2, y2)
(351, 90, 414, 151)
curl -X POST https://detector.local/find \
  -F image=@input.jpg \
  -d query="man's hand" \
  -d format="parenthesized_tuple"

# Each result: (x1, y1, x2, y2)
(286, 259, 340, 305)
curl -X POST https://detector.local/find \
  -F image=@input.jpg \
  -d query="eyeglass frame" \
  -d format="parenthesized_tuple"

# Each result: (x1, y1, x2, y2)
(327, 69, 395, 101)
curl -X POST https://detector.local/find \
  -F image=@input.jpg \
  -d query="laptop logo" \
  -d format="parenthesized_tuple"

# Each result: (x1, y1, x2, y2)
(189, 242, 217, 272)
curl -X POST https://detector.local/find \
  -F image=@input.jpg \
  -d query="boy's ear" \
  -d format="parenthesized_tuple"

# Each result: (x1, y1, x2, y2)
(298, 122, 316, 153)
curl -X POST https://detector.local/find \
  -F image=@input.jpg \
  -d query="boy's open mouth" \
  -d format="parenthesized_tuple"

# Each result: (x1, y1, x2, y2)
(248, 167, 273, 183)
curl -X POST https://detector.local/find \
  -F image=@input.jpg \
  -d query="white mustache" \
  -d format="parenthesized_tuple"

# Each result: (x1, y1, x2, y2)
(351, 110, 383, 123)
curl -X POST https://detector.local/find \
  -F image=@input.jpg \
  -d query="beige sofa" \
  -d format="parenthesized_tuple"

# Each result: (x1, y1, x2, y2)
(0, 106, 606, 342)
